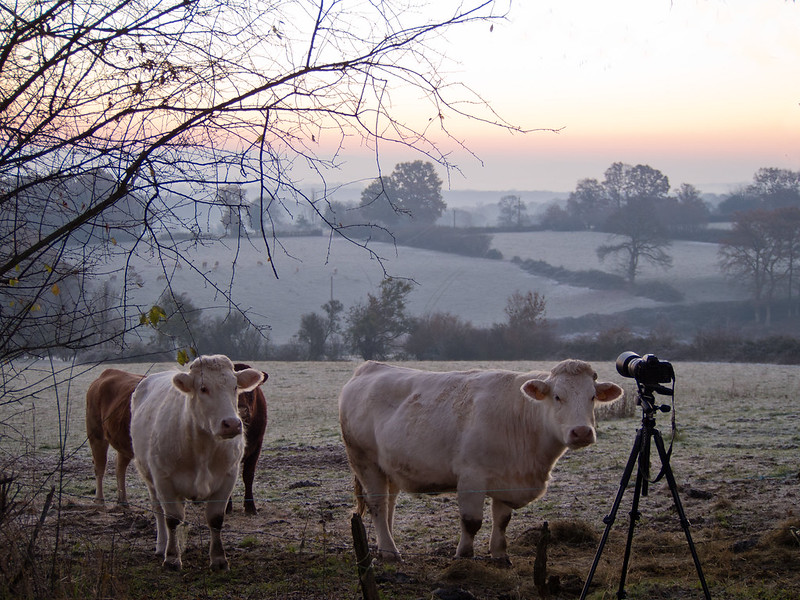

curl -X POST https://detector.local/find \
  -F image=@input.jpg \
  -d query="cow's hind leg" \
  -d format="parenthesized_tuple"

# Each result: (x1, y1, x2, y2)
(386, 480, 400, 535)
(115, 453, 131, 506)
(456, 486, 485, 558)
(358, 467, 402, 561)
(241, 448, 260, 515)
(89, 437, 109, 505)
(489, 498, 513, 563)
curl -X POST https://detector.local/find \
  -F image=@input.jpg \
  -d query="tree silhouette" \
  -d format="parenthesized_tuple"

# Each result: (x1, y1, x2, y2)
(359, 161, 446, 226)
(346, 279, 413, 360)
(719, 207, 800, 324)
(594, 163, 673, 283)
(497, 195, 528, 228)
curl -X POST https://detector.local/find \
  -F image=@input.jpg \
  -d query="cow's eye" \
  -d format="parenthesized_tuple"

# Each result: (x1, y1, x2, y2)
(554, 395, 562, 402)
(200, 385, 209, 394)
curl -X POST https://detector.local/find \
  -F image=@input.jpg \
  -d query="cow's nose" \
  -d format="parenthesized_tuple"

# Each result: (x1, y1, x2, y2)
(219, 417, 243, 438)
(568, 425, 595, 448)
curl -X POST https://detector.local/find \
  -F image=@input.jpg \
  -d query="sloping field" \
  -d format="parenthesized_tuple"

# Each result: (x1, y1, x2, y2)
(100, 232, 742, 344)
(491, 231, 744, 304)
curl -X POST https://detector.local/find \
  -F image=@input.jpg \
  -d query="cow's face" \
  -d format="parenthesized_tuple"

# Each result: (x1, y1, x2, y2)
(172, 356, 264, 439)
(521, 372, 623, 450)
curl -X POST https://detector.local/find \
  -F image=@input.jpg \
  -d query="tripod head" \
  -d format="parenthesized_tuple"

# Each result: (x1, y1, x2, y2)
(616, 351, 674, 421)
(635, 380, 673, 420)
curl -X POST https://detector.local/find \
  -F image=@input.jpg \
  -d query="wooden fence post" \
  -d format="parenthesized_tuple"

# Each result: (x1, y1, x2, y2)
(350, 513, 380, 600)
(534, 520, 550, 598)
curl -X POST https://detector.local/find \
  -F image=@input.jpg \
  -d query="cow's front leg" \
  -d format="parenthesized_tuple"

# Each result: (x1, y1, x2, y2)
(205, 494, 230, 571)
(455, 487, 485, 558)
(162, 496, 186, 570)
(489, 498, 513, 562)
(358, 469, 401, 561)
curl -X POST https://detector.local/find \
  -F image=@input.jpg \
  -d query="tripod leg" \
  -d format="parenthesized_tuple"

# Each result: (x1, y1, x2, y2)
(652, 430, 712, 600)
(579, 429, 644, 600)
(616, 429, 649, 599)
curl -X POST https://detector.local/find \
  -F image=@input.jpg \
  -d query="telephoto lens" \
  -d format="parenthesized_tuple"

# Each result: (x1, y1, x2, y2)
(615, 352, 674, 385)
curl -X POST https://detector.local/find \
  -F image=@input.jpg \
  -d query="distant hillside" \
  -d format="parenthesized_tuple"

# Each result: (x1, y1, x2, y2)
(98, 231, 743, 345)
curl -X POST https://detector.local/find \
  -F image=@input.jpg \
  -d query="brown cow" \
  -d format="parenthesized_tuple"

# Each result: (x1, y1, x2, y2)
(229, 362, 269, 514)
(85, 368, 145, 505)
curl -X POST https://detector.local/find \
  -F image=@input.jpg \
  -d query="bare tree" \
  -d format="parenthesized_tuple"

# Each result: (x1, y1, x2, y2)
(497, 194, 527, 228)
(596, 202, 673, 284)
(593, 163, 673, 283)
(1, 0, 519, 366)
(719, 207, 800, 324)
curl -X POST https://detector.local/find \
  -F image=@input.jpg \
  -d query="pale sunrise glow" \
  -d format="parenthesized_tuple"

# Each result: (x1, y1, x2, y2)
(321, 0, 800, 194)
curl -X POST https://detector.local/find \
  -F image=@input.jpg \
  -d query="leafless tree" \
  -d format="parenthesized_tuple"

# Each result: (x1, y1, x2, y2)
(719, 207, 800, 324)
(1, 0, 521, 367)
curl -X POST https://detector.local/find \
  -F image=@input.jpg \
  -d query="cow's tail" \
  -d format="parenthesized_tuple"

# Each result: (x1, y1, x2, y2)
(353, 475, 367, 516)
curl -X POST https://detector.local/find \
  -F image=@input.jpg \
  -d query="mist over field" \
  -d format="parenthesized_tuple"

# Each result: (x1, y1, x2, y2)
(103, 231, 744, 345)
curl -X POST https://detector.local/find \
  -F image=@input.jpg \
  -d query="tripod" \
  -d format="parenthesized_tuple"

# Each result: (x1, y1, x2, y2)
(579, 382, 712, 599)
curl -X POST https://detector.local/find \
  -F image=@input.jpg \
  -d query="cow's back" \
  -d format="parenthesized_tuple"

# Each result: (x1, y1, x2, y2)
(339, 362, 531, 488)
(340, 361, 527, 428)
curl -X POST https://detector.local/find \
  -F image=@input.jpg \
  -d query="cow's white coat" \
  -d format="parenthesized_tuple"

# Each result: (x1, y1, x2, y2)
(338, 359, 623, 561)
(131, 355, 263, 570)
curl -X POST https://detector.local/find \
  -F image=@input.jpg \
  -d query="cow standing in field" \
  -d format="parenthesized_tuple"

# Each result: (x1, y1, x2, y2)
(85, 369, 145, 506)
(338, 359, 624, 562)
(85, 364, 268, 512)
(131, 355, 264, 570)
(228, 362, 269, 515)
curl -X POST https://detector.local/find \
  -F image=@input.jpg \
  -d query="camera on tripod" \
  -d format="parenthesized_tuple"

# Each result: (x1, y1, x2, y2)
(580, 351, 712, 600)
(616, 351, 674, 386)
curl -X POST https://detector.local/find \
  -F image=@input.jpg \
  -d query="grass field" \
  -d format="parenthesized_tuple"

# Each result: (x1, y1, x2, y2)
(97, 231, 744, 344)
(1, 358, 798, 598)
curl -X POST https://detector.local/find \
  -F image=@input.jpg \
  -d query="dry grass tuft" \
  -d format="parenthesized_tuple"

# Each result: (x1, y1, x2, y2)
(759, 518, 800, 549)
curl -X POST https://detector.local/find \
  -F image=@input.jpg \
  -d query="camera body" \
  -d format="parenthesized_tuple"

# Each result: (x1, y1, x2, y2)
(616, 351, 674, 386)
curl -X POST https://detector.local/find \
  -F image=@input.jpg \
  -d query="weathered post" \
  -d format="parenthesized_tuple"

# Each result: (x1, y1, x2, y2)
(351, 513, 380, 600)
(534, 520, 551, 598)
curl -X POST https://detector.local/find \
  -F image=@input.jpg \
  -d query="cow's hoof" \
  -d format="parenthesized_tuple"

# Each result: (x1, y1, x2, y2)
(210, 558, 230, 571)
(162, 558, 182, 571)
(244, 503, 258, 516)
(488, 556, 512, 568)
(377, 549, 403, 562)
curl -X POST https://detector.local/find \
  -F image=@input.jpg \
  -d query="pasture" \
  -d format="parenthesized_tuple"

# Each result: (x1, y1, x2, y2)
(1, 359, 798, 599)
(100, 231, 744, 344)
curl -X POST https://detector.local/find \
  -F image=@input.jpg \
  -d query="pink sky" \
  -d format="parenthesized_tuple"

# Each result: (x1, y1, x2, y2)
(313, 1, 800, 194)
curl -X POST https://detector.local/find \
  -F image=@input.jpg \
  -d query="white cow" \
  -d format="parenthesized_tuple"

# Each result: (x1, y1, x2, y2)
(338, 359, 623, 562)
(131, 355, 264, 570)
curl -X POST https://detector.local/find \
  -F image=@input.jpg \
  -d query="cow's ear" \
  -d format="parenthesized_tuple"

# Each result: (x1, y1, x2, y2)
(261, 371, 269, 383)
(595, 382, 624, 403)
(236, 368, 263, 392)
(172, 372, 194, 394)
(521, 379, 550, 401)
